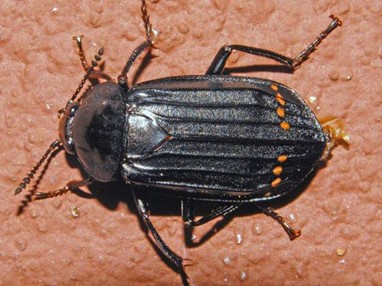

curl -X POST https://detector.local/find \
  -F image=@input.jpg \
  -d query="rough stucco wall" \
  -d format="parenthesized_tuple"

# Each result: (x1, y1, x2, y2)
(0, 0, 381, 285)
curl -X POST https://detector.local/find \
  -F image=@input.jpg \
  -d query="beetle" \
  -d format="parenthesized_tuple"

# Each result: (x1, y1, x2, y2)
(14, 1, 348, 285)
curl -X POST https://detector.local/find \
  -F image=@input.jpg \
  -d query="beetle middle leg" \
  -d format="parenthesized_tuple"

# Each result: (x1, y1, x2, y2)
(132, 190, 189, 286)
(206, 15, 341, 75)
(182, 199, 242, 227)
(182, 199, 242, 246)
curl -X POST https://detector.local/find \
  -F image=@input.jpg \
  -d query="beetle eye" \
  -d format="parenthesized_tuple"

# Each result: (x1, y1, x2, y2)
(59, 102, 79, 155)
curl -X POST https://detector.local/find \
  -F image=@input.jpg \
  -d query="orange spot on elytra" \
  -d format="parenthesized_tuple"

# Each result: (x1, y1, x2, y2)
(276, 93, 285, 106)
(271, 177, 282, 187)
(276, 107, 285, 118)
(278, 155, 287, 162)
(271, 84, 278, 91)
(280, 121, 290, 130)
(273, 166, 283, 176)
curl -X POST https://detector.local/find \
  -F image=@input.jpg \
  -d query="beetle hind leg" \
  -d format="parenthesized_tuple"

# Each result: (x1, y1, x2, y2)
(206, 45, 295, 75)
(255, 204, 301, 240)
(206, 15, 341, 75)
(133, 191, 189, 286)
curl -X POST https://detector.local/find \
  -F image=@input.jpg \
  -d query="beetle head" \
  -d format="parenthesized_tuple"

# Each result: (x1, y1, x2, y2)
(59, 82, 126, 182)
(15, 79, 126, 197)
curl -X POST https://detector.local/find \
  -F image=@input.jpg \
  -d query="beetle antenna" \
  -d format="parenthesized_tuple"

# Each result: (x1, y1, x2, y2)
(14, 139, 63, 196)
(73, 35, 90, 72)
(118, 0, 155, 89)
(60, 36, 105, 114)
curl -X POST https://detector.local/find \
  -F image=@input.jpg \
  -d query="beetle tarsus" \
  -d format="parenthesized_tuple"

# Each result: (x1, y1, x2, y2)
(141, 0, 155, 44)
(255, 204, 301, 241)
(292, 15, 342, 67)
(73, 35, 89, 72)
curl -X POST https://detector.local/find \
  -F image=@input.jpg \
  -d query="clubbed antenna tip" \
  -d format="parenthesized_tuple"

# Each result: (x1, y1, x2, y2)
(14, 139, 62, 196)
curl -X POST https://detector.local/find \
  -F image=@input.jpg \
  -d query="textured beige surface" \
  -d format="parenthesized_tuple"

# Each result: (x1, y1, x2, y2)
(1, 0, 381, 285)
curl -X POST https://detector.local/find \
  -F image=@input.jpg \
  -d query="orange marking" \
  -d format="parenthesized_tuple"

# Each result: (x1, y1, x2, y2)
(273, 166, 283, 176)
(276, 93, 286, 106)
(278, 155, 287, 162)
(271, 177, 282, 187)
(280, 121, 290, 130)
(276, 107, 285, 118)
(153, 135, 173, 152)
(270, 84, 278, 91)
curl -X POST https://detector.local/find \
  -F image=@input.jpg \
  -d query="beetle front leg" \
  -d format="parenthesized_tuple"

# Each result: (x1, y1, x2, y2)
(118, 0, 155, 91)
(132, 191, 189, 286)
(206, 15, 341, 75)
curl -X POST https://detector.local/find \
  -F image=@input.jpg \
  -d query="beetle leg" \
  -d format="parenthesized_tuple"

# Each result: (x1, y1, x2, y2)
(72, 35, 111, 81)
(206, 45, 295, 75)
(255, 204, 301, 241)
(206, 15, 341, 74)
(72, 35, 105, 73)
(132, 191, 189, 286)
(73, 35, 90, 72)
(182, 199, 242, 227)
(118, 0, 155, 91)
(72, 35, 110, 82)
(293, 16, 342, 68)
(33, 177, 93, 200)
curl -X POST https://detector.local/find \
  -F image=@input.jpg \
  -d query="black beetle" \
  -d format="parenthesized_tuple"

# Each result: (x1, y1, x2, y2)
(14, 1, 348, 285)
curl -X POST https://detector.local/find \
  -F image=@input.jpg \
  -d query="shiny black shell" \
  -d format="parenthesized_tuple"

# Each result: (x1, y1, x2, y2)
(121, 75, 327, 202)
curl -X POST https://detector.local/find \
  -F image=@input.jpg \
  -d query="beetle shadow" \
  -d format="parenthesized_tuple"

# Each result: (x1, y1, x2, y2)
(79, 162, 320, 249)
(89, 166, 318, 250)
(18, 143, 323, 278)
(181, 168, 320, 248)
(224, 64, 294, 75)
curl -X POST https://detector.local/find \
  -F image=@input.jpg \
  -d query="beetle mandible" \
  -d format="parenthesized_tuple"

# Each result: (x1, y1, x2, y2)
(14, 1, 348, 285)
